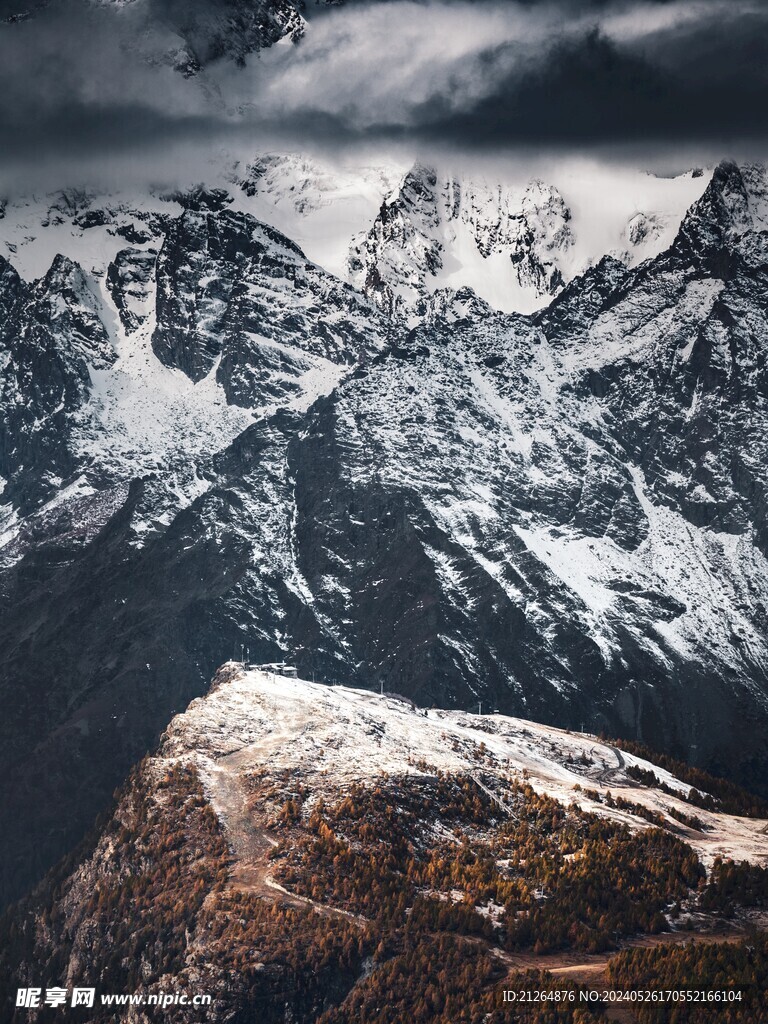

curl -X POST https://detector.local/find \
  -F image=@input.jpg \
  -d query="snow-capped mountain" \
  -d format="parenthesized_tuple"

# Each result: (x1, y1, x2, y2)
(348, 166, 574, 315)
(1, 158, 767, 913)
(236, 153, 405, 281)
(3, 663, 767, 1022)
(236, 154, 709, 316)
(166, 665, 768, 869)
(0, 183, 389, 531)
(0, 155, 705, 325)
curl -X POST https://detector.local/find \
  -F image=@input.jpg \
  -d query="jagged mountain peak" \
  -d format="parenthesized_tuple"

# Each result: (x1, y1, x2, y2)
(0, 254, 23, 327)
(533, 252, 627, 324)
(525, 180, 571, 230)
(38, 252, 96, 302)
(674, 159, 768, 266)
(348, 161, 576, 317)
(151, 199, 389, 409)
(161, 184, 234, 213)
(706, 160, 768, 226)
(400, 161, 440, 202)
(29, 254, 116, 370)
(412, 285, 495, 326)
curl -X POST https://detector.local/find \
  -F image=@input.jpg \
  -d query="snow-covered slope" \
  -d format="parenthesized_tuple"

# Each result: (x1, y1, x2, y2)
(167, 665, 768, 868)
(235, 153, 404, 281)
(236, 154, 710, 317)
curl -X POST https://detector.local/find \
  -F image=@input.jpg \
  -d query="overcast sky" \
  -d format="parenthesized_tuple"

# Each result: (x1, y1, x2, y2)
(1, 0, 767, 186)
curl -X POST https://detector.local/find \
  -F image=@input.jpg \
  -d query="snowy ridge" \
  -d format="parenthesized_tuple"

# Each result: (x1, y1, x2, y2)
(162, 665, 768, 869)
(234, 153, 404, 281)
(0, 156, 710, 324)
(0, 188, 178, 284)
(235, 153, 710, 316)
(345, 161, 710, 316)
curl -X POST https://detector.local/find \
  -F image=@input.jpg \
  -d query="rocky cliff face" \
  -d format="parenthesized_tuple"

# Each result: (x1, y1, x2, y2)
(1, 160, 768, 911)
(152, 198, 389, 405)
(0, 254, 115, 511)
(348, 165, 575, 316)
(538, 160, 768, 552)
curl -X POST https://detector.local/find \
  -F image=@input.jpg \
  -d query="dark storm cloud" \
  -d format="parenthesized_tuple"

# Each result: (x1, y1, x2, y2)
(0, 0, 766, 171)
(238, 0, 768, 153)
(407, 29, 669, 145)
(409, 19, 768, 146)
(0, 103, 224, 160)
(0, 2, 196, 160)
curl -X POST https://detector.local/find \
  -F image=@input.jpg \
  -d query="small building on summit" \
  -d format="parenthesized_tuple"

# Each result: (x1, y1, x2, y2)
(252, 662, 298, 678)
